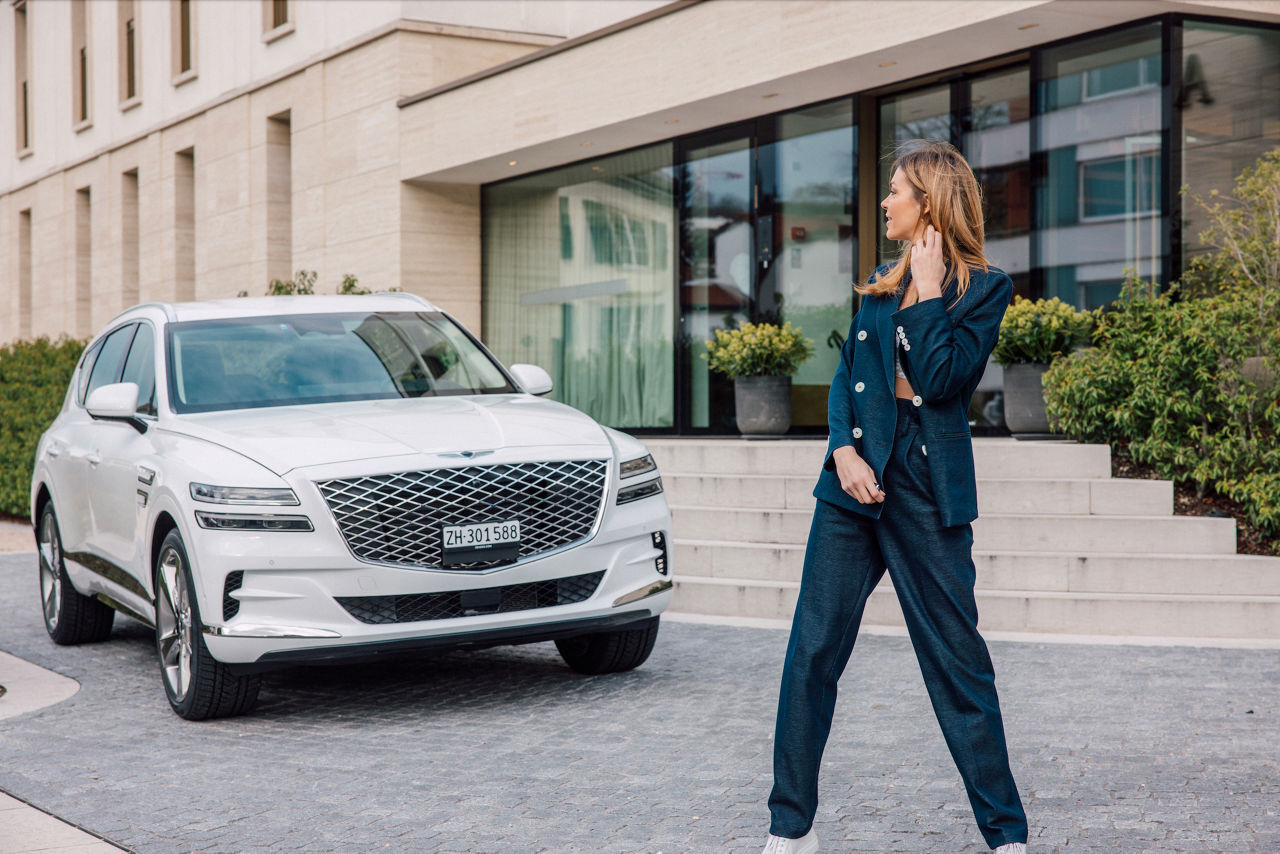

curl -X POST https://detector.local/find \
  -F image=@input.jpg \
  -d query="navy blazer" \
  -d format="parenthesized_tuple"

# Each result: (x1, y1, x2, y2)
(814, 264, 1014, 527)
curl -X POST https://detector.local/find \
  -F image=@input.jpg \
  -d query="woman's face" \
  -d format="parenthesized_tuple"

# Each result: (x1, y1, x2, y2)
(881, 168, 926, 242)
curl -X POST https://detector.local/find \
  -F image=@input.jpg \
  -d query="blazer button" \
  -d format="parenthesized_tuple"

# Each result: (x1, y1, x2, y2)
(911, 395, 922, 406)
(922, 444, 928, 456)
(896, 325, 904, 333)
(903, 344, 911, 351)
(854, 381, 865, 392)
(857, 330, 867, 341)
(852, 427, 863, 438)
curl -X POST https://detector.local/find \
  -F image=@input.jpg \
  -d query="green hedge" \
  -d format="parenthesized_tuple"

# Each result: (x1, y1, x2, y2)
(0, 337, 87, 518)
(1043, 279, 1280, 541)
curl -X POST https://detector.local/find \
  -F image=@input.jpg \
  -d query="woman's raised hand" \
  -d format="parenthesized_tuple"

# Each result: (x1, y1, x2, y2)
(832, 446, 885, 505)
(912, 224, 945, 299)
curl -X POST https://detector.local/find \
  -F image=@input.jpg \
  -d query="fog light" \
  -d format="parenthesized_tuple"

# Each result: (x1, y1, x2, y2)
(195, 511, 313, 532)
(617, 477, 663, 505)
(652, 529, 669, 576)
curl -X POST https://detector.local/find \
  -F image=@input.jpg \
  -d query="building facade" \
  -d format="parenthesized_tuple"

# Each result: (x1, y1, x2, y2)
(4, 0, 1279, 435)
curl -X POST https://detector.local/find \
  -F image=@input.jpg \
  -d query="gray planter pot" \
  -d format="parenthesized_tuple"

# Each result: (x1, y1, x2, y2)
(1002, 362, 1055, 435)
(734, 375, 791, 435)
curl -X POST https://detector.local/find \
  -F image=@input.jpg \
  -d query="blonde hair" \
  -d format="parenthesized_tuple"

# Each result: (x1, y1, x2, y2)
(857, 139, 989, 306)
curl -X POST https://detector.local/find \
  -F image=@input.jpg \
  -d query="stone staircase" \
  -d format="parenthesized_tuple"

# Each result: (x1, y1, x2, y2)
(647, 438, 1280, 644)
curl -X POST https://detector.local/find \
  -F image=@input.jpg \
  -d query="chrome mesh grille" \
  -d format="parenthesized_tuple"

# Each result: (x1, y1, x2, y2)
(316, 459, 608, 570)
(337, 570, 605, 624)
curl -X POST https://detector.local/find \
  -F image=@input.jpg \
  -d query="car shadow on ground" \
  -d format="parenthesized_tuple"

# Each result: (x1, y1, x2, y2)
(103, 615, 669, 723)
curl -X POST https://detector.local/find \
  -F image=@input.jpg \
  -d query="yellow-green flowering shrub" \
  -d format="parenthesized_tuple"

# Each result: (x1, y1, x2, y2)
(703, 321, 814, 379)
(992, 296, 1097, 366)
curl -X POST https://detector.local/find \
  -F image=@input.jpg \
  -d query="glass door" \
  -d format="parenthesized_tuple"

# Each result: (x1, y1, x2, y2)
(757, 99, 857, 428)
(678, 126, 755, 432)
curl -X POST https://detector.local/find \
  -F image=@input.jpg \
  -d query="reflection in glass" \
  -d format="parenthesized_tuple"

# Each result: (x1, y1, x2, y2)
(483, 145, 676, 428)
(879, 85, 953, 263)
(1035, 24, 1165, 310)
(759, 99, 855, 428)
(964, 66, 1032, 431)
(679, 133, 753, 431)
(1181, 22, 1280, 266)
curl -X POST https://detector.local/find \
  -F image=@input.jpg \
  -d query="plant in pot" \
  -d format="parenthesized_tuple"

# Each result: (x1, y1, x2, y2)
(992, 296, 1095, 436)
(704, 321, 814, 435)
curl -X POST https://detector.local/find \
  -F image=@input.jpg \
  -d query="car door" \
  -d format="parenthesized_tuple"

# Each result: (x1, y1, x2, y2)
(86, 321, 160, 585)
(55, 325, 137, 558)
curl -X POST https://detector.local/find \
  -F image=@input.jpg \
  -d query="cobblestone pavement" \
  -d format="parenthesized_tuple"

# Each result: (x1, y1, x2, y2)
(1, 553, 1277, 853)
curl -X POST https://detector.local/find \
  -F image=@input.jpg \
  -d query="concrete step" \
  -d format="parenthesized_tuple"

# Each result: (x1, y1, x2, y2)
(672, 540, 1280, 595)
(664, 473, 1173, 516)
(647, 437, 1112, 480)
(670, 506, 1237, 554)
(670, 576, 1280, 640)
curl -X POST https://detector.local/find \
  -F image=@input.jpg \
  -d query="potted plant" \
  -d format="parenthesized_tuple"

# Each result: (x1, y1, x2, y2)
(992, 296, 1095, 435)
(704, 321, 814, 435)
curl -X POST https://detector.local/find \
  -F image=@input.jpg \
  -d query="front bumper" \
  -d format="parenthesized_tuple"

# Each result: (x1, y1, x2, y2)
(190, 490, 673, 665)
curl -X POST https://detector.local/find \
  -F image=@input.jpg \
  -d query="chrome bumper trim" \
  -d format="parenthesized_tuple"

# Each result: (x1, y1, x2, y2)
(612, 578, 673, 607)
(203, 624, 343, 639)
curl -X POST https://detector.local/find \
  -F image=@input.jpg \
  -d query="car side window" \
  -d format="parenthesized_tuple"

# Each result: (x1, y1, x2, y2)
(84, 324, 138, 403)
(76, 340, 104, 405)
(120, 323, 157, 415)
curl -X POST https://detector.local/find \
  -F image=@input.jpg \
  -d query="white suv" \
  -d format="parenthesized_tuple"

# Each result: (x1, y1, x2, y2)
(31, 294, 672, 719)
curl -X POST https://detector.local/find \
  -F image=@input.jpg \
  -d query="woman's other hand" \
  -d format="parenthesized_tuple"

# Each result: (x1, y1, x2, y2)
(832, 446, 885, 504)
(912, 224, 945, 300)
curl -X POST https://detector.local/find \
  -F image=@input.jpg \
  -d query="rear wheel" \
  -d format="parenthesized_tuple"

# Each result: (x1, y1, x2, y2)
(37, 503, 114, 645)
(154, 530, 260, 720)
(555, 617, 660, 674)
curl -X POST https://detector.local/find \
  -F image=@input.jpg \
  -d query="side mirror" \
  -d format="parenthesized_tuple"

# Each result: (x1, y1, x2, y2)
(508, 364, 553, 396)
(86, 382, 147, 432)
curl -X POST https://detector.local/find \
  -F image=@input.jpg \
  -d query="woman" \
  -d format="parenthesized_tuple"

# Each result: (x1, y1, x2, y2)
(762, 140, 1029, 854)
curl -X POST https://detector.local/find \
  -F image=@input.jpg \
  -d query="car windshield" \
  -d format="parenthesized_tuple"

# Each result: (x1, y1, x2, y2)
(166, 311, 514, 413)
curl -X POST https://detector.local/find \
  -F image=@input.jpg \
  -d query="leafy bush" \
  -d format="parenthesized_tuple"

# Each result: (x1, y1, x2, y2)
(1043, 276, 1280, 542)
(0, 337, 87, 518)
(703, 321, 814, 379)
(992, 296, 1096, 366)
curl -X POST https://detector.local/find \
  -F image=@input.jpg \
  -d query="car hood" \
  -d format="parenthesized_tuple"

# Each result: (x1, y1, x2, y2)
(166, 395, 610, 475)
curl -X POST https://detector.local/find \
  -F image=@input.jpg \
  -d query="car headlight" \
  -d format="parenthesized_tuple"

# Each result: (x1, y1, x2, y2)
(190, 483, 300, 506)
(619, 454, 657, 479)
(617, 476, 663, 505)
(194, 511, 313, 532)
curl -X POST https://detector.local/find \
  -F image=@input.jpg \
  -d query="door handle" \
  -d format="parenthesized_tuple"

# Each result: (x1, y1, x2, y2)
(47, 445, 61, 458)
(86, 453, 102, 466)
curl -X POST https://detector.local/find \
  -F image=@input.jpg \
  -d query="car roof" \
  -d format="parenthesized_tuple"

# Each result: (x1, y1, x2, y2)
(123, 293, 443, 325)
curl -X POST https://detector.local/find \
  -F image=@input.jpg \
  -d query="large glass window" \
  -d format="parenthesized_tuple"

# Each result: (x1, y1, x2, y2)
(758, 99, 856, 428)
(483, 145, 676, 429)
(678, 129, 753, 432)
(1181, 21, 1280, 265)
(879, 85, 953, 263)
(1035, 23, 1166, 310)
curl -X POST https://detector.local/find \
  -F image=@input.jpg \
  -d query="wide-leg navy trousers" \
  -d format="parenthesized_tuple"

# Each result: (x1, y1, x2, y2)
(768, 398, 1028, 849)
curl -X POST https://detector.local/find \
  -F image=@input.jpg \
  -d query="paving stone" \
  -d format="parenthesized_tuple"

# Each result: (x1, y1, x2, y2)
(0, 553, 1277, 852)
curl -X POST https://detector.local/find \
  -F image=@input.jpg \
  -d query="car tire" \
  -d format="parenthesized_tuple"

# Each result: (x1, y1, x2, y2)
(37, 503, 115, 645)
(154, 530, 260, 720)
(555, 616, 660, 675)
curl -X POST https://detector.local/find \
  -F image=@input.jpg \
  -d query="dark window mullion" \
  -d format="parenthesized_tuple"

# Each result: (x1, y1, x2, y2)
(1164, 14, 1183, 287)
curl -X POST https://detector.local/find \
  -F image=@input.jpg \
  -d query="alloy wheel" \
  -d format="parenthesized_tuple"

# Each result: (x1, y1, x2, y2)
(155, 547, 194, 702)
(37, 511, 61, 632)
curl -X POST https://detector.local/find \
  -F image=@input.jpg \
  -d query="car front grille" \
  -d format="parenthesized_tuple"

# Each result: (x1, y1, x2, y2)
(315, 459, 608, 570)
(336, 570, 606, 624)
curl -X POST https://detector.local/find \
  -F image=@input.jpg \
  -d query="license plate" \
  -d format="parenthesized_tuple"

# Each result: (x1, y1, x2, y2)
(441, 520, 521, 565)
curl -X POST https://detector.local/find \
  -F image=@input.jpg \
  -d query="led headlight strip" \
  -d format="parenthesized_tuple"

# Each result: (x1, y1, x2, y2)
(194, 511, 313, 532)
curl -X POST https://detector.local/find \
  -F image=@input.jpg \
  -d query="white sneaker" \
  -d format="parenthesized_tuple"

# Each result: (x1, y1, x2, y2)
(994, 844, 1027, 854)
(762, 827, 818, 854)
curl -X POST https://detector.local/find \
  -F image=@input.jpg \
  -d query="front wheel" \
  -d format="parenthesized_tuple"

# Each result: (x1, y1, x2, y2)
(154, 530, 260, 720)
(555, 617, 660, 674)
(37, 503, 114, 645)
